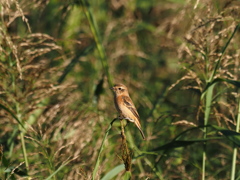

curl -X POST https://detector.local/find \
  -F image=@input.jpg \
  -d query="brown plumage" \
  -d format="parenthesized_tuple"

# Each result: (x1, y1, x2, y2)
(111, 83, 145, 139)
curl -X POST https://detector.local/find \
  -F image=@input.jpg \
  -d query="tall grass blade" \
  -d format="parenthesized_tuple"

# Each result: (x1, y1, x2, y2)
(123, 171, 131, 180)
(209, 24, 240, 81)
(152, 139, 214, 151)
(231, 90, 240, 180)
(202, 83, 214, 180)
(92, 120, 115, 180)
(101, 164, 125, 180)
(0, 104, 25, 129)
(202, 78, 240, 94)
(58, 43, 94, 84)
(201, 23, 239, 180)
(45, 158, 74, 180)
(80, 0, 113, 87)
(15, 103, 30, 179)
(210, 125, 240, 146)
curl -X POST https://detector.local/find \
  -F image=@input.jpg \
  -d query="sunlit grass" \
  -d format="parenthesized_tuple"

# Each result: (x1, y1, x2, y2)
(0, 0, 240, 179)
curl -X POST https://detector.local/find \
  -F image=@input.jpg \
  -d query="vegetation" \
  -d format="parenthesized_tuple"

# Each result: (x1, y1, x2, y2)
(0, 0, 240, 179)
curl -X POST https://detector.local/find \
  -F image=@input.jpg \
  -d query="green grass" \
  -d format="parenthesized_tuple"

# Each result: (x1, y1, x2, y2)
(0, 0, 240, 179)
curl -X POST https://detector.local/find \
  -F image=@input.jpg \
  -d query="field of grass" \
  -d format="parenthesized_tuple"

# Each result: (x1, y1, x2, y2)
(0, 0, 240, 179)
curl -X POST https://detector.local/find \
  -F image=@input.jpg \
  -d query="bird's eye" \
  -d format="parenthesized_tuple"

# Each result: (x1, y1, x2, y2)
(118, 87, 122, 90)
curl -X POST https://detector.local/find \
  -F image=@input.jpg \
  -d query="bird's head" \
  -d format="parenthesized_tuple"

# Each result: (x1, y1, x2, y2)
(110, 83, 129, 96)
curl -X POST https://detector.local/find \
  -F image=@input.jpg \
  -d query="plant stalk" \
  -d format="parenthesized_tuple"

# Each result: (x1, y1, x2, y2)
(230, 90, 240, 180)
(202, 84, 214, 180)
(16, 103, 30, 179)
(80, 0, 113, 87)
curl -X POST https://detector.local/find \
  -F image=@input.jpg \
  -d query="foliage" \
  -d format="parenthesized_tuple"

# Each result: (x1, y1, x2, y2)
(0, 0, 240, 179)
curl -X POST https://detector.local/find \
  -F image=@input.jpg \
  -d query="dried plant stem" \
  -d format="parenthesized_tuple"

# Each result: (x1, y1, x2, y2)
(120, 120, 132, 172)
(230, 90, 240, 180)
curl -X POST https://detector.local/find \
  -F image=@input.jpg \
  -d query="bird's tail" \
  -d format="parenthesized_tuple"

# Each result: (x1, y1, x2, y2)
(134, 120, 145, 140)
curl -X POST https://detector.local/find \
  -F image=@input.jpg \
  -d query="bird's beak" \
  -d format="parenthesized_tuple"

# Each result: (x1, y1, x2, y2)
(110, 87, 114, 90)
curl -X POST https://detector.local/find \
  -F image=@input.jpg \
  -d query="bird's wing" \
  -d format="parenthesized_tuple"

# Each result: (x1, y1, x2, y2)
(122, 96, 140, 120)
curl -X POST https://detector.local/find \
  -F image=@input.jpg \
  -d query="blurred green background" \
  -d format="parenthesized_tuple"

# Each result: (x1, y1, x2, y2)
(0, 0, 240, 179)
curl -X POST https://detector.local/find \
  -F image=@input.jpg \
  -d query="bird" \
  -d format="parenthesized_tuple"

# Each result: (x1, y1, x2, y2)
(110, 83, 145, 139)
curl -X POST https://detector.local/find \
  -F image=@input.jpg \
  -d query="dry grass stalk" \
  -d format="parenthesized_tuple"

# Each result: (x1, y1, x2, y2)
(120, 119, 132, 172)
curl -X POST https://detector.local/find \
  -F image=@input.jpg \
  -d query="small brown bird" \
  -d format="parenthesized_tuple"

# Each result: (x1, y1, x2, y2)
(111, 83, 145, 139)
